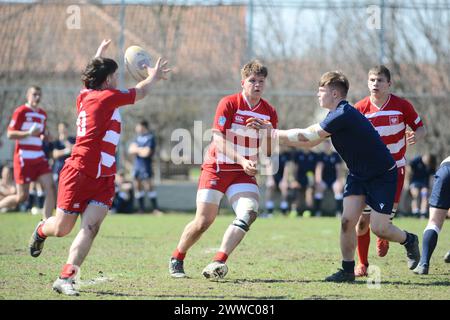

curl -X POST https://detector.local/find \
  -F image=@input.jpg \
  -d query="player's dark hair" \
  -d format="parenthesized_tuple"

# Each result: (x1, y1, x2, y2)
(139, 120, 149, 129)
(82, 57, 118, 90)
(368, 65, 391, 82)
(319, 71, 349, 98)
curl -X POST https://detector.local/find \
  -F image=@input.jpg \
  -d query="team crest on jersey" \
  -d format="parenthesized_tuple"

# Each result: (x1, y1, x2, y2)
(218, 116, 226, 127)
(389, 115, 399, 125)
(235, 115, 245, 124)
(210, 180, 218, 186)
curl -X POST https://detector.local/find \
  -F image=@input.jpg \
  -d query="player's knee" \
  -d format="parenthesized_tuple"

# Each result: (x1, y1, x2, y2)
(341, 217, 352, 233)
(194, 217, 214, 233)
(232, 197, 259, 232)
(86, 222, 101, 238)
(232, 211, 257, 232)
(356, 219, 368, 234)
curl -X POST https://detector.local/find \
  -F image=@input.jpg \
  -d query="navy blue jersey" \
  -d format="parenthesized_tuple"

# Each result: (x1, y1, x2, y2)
(52, 137, 76, 175)
(318, 151, 342, 183)
(409, 156, 433, 184)
(133, 132, 156, 168)
(319, 101, 395, 180)
(294, 150, 317, 179)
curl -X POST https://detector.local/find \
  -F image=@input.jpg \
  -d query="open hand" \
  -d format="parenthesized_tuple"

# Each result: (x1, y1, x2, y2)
(145, 57, 171, 81)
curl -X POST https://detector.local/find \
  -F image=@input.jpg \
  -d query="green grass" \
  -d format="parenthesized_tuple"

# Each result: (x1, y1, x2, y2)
(0, 212, 449, 300)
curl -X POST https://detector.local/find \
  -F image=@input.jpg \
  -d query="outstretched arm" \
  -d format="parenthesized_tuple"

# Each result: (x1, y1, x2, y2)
(94, 39, 112, 58)
(246, 118, 329, 148)
(276, 124, 329, 148)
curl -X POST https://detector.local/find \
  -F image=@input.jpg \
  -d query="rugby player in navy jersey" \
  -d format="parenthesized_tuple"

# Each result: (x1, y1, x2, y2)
(413, 156, 450, 275)
(247, 71, 420, 282)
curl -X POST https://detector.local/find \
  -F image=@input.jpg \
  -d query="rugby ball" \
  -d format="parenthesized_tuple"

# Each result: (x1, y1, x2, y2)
(124, 45, 152, 81)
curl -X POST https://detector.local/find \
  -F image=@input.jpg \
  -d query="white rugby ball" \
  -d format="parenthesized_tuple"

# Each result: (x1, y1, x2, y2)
(124, 45, 152, 81)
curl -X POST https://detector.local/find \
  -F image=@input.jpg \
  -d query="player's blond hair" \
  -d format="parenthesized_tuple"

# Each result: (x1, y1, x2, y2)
(368, 65, 391, 82)
(241, 60, 268, 79)
(319, 71, 349, 98)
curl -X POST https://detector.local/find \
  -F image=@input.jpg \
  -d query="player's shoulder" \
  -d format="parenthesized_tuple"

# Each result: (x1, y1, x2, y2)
(389, 94, 414, 108)
(217, 93, 239, 111)
(220, 93, 239, 103)
(14, 104, 29, 113)
(354, 96, 370, 110)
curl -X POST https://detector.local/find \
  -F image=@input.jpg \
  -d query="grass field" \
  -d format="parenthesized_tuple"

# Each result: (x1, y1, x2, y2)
(0, 212, 449, 300)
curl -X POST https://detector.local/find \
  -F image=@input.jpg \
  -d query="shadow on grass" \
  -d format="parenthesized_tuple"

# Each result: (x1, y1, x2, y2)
(83, 290, 288, 300)
(380, 280, 450, 287)
(223, 278, 368, 285)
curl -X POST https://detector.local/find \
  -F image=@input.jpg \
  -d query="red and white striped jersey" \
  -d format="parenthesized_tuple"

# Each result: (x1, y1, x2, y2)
(65, 88, 136, 178)
(355, 94, 424, 168)
(8, 104, 48, 168)
(203, 92, 278, 172)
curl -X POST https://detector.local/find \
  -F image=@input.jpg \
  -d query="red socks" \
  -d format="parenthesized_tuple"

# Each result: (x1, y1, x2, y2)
(60, 264, 78, 279)
(214, 251, 228, 263)
(172, 249, 186, 261)
(172, 248, 228, 263)
(37, 223, 47, 239)
(357, 228, 371, 266)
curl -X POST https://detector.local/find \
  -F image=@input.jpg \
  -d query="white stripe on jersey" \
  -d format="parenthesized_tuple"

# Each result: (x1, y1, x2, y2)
(365, 110, 402, 119)
(103, 130, 120, 146)
(229, 126, 259, 140)
(18, 150, 45, 159)
(386, 138, 405, 154)
(101, 152, 116, 168)
(225, 183, 259, 199)
(217, 153, 235, 164)
(374, 122, 405, 137)
(20, 122, 44, 132)
(414, 116, 421, 125)
(24, 112, 46, 120)
(396, 158, 406, 168)
(236, 109, 271, 121)
(112, 109, 121, 123)
(18, 136, 43, 146)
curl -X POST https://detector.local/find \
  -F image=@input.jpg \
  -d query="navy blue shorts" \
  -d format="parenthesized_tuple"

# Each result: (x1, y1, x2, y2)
(274, 172, 284, 186)
(429, 163, 450, 210)
(344, 168, 397, 214)
(323, 177, 336, 189)
(133, 165, 153, 180)
(410, 181, 429, 190)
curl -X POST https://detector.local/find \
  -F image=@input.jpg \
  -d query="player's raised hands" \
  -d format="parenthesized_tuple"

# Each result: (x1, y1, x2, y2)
(145, 57, 171, 81)
(95, 39, 112, 58)
(240, 158, 258, 176)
